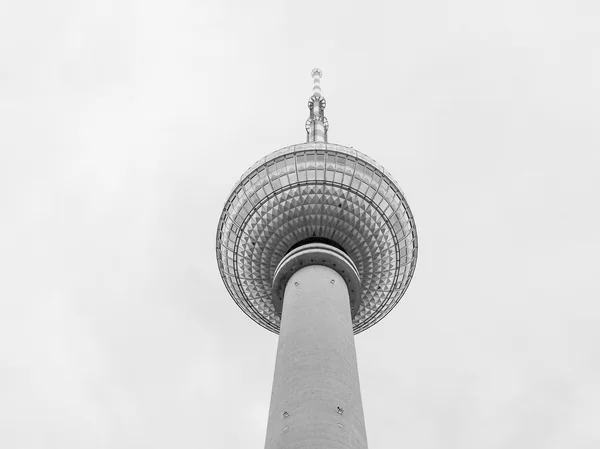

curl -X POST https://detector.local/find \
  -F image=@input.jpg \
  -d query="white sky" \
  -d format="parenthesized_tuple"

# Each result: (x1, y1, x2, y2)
(1, 1, 599, 448)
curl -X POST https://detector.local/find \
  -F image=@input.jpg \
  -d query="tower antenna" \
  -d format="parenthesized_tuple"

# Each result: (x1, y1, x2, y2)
(305, 68, 329, 142)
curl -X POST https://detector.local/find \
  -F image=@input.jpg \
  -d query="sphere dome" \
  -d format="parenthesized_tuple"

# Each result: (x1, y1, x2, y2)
(216, 142, 418, 334)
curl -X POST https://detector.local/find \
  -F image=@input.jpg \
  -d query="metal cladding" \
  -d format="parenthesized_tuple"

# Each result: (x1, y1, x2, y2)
(216, 142, 418, 334)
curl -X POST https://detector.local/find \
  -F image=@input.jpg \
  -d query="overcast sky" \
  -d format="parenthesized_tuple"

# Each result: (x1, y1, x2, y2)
(1, 1, 599, 448)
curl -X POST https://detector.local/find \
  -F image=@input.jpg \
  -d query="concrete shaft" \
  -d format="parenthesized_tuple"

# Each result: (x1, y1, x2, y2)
(264, 265, 368, 449)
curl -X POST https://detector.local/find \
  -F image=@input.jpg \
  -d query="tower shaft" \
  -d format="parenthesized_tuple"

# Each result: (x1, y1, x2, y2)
(264, 265, 368, 449)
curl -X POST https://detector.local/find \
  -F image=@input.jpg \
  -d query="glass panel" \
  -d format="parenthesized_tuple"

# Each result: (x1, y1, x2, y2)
(325, 167, 334, 182)
(325, 152, 337, 170)
(277, 159, 289, 187)
(316, 151, 325, 169)
(358, 181, 369, 194)
(336, 154, 346, 171)
(263, 182, 273, 196)
(271, 176, 282, 190)
(344, 159, 357, 185)
(305, 152, 316, 181)
(234, 213, 244, 227)
(372, 172, 382, 189)
(363, 166, 375, 187)
(296, 152, 306, 172)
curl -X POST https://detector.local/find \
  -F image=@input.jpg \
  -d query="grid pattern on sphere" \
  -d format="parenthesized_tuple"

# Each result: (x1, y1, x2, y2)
(216, 142, 418, 334)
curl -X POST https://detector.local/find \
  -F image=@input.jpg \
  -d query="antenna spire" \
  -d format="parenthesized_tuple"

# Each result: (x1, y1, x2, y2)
(305, 68, 328, 142)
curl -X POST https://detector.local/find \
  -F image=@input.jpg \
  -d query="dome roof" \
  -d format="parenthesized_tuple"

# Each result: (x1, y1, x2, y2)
(216, 142, 418, 334)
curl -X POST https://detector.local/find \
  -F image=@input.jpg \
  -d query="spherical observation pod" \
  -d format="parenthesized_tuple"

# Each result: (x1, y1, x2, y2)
(216, 142, 418, 334)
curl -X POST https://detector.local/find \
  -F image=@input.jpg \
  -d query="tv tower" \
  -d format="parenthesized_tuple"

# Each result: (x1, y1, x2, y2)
(216, 69, 418, 449)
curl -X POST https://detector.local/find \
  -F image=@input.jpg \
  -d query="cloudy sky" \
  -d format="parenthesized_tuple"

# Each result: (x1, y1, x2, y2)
(1, 1, 599, 448)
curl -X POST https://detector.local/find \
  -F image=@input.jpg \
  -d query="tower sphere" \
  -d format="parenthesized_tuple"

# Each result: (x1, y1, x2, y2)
(216, 141, 418, 334)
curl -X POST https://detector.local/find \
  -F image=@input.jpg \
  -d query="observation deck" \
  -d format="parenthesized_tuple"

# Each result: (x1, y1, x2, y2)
(216, 142, 418, 334)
